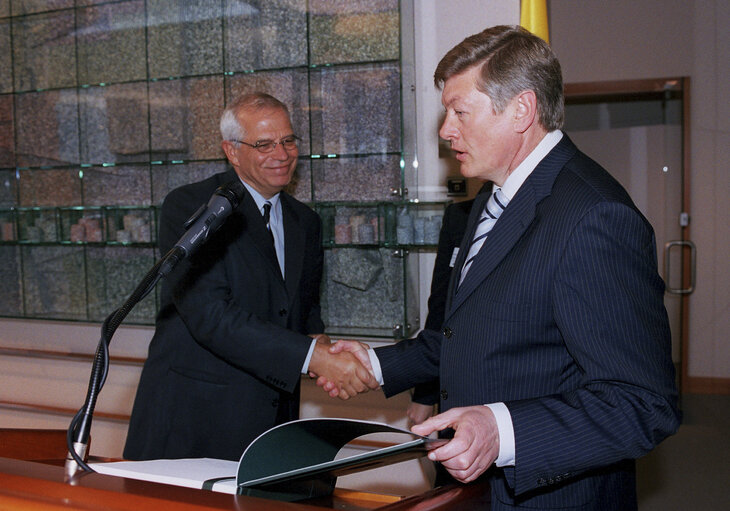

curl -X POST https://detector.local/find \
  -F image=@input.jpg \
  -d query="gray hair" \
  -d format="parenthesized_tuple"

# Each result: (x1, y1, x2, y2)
(220, 92, 292, 141)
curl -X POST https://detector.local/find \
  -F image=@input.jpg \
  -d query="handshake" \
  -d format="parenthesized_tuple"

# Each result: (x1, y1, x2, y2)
(306, 334, 502, 484)
(307, 335, 379, 400)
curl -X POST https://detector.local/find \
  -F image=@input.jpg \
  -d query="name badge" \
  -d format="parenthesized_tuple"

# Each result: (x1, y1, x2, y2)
(449, 247, 460, 267)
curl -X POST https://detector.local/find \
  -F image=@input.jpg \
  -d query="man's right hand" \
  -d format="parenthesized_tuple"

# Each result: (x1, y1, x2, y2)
(314, 340, 377, 398)
(307, 342, 379, 400)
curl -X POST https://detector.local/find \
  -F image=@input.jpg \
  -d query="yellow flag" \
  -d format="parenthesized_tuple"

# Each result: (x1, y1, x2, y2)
(520, 0, 549, 43)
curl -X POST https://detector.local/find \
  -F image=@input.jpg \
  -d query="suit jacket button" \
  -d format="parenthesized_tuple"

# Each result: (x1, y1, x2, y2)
(271, 399, 279, 407)
(279, 308, 287, 316)
(440, 389, 448, 400)
(442, 327, 452, 338)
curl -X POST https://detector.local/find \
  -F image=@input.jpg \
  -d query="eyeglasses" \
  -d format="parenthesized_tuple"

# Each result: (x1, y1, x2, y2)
(231, 135, 300, 153)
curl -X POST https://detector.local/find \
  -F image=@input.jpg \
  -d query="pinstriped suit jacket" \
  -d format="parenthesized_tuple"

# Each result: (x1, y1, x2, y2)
(376, 135, 680, 510)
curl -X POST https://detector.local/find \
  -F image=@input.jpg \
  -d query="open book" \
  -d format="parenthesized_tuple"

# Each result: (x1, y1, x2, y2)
(92, 418, 444, 501)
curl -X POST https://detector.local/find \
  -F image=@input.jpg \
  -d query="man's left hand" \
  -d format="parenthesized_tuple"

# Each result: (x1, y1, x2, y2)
(411, 406, 500, 483)
(309, 333, 332, 345)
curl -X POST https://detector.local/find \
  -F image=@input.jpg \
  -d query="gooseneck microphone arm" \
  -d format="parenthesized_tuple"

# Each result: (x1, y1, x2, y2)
(65, 257, 165, 476)
(65, 180, 245, 478)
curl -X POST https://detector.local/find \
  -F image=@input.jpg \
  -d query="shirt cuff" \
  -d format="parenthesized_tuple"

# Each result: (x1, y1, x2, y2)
(484, 402, 515, 467)
(301, 339, 317, 374)
(367, 349, 384, 385)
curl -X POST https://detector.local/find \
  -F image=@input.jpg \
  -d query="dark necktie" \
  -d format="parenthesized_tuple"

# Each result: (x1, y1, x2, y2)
(262, 202, 275, 246)
(459, 188, 509, 286)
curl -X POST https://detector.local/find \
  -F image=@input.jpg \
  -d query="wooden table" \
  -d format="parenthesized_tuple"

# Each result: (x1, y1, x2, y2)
(0, 457, 490, 510)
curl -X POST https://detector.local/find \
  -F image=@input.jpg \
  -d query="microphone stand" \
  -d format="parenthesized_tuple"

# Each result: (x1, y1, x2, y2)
(65, 179, 244, 478)
(65, 246, 185, 478)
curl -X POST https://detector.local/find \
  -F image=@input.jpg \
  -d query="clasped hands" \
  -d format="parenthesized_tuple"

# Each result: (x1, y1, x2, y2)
(309, 339, 501, 483)
(306, 336, 379, 399)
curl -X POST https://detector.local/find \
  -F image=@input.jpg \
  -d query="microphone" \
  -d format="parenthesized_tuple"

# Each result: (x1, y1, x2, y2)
(175, 180, 246, 258)
(65, 180, 246, 479)
(157, 180, 246, 277)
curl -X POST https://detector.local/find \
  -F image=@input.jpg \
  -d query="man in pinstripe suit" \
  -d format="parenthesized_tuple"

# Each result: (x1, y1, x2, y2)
(321, 26, 680, 509)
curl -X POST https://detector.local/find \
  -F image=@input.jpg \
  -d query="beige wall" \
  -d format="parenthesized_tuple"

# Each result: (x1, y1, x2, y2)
(550, 0, 730, 385)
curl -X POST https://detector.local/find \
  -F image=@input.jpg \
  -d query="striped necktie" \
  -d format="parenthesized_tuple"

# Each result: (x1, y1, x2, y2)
(459, 188, 509, 286)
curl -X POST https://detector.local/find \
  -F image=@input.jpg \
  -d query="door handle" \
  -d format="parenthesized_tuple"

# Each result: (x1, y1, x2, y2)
(663, 240, 696, 295)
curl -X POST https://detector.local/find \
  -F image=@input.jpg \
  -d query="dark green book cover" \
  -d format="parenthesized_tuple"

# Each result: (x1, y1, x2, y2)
(236, 418, 445, 501)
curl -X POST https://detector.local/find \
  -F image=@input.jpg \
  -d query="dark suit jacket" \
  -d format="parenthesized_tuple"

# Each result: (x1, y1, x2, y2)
(124, 169, 324, 461)
(376, 135, 680, 509)
(412, 196, 478, 405)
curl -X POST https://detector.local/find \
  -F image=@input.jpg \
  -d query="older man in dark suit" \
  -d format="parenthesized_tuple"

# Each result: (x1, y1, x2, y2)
(323, 26, 680, 510)
(124, 92, 376, 461)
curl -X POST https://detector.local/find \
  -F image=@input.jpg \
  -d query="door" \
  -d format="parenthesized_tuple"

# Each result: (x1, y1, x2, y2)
(564, 78, 692, 391)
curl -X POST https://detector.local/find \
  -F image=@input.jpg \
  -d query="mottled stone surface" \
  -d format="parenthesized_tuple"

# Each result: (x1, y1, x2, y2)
(309, 0, 399, 65)
(3, 1, 413, 329)
(76, 1, 146, 85)
(0, 246, 22, 315)
(86, 246, 157, 323)
(12, 10, 77, 91)
(0, 95, 14, 168)
(79, 83, 150, 163)
(18, 168, 81, 206)
(151, 161, 227, 205)
(329, 248, 382, 290)
(0, 170, 16, 207)
(11, 0, 72, 16)
(310, 154, 401, 201)
(284, 160, 312, 202)
(15, 90, 80, 167)
(227, 70, 311, 151)
(21, 246, 87, 320)
(82, 165, 151, 206)
(148, 0, 223, 78)
(315, 63, 400, 155)
(0, 21, 11, 93)
(0, 211, 17, 241)
(321, 247, 408, 336)
(75, 0, 109, 7)
(149, 76, 225, 161)
(18, 208, 57, 242)
(224, 0, 307, 72)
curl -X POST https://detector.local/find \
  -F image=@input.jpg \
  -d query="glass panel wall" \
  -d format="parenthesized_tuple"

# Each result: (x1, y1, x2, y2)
(1, 0, 431, 337)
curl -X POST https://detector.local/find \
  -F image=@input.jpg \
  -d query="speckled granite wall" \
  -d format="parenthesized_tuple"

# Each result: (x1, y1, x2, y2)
(1, 0, 421, 335)
(0, 246, 22, 315)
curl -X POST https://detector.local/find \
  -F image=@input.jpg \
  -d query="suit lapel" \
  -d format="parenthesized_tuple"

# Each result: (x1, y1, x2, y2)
(445, 190, 490, 310)
(449, 186, 537, 312)
(240, 191, 283, 281)
(446, 134, 578, 316)
(281, 194, 304, 299)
